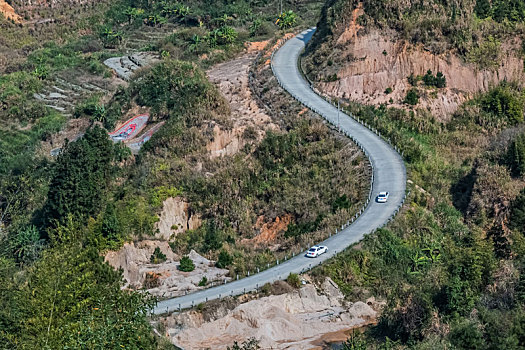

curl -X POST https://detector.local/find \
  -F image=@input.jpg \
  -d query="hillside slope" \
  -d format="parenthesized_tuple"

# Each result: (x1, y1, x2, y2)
(298, 1, 525, 349)
(303, 0, 525, 120)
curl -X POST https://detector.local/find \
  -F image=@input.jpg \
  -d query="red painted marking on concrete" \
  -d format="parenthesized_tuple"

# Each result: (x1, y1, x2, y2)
(109, 114, 149, 141)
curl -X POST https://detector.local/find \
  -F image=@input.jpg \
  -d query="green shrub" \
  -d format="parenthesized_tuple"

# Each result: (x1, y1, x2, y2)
(130, 59, 228, 122)
(203, 220, 223, 252)
(286, 273, 301, 288)
(198, 276, 208, 286)
(468, 36, 501, 70)
(260, 283, 272, 295)
(216, 250, 233, 268)
(325, 73, 338, 82)
(448, 320, 485, 350)
(435, 71, 446, 88)
(481, 84, 524, 125)
(404, 88, 419, 105)
(74, 95, 106, 121)
(407, 74, 420, 86)
(43, 125, 116, 229)
(150, 247, 167, 264)
(384, 87, 393, 94)
(276, 10, 297, 29)
(179, 256, 195, 272)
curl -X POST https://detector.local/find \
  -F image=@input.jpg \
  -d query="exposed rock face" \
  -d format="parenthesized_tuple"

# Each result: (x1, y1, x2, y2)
(164, 279, 378, 349)
(104, 53, 160, 81)
(105, 240, 178, 289)
(206, 123, 246, 158)
(155, 197, 201, 241)
(0, 0, 21, 22)
(105, 245, 229, 298)
(312, 30, 525, 121)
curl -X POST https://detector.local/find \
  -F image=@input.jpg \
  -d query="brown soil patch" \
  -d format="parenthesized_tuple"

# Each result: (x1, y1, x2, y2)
(245, 40, 270, 53)
(309, 325, 373, 349)
(298, 107, 309, 116)
(253, 214, 293, 244)
(0, 0, 21, 23)
(336, 2, 364, 45)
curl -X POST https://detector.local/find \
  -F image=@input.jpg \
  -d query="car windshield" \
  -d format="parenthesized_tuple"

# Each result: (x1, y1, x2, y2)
(309, 248, 316, 252)
(379, 194, 386, 197)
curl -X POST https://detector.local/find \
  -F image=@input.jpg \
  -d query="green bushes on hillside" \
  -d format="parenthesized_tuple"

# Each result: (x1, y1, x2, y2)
(0, 220, 157, 349)
(475, 0, 525, 22)
(130, 60, 229, 122)
(179, 255, 195, 272)
(481, 83, 524, 125)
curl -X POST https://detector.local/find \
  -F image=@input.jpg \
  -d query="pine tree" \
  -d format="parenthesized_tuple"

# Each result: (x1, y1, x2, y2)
(43, 125, 115, 230)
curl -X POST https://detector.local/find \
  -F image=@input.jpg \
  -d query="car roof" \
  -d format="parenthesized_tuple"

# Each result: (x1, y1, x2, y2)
(378, 192, 388, 195)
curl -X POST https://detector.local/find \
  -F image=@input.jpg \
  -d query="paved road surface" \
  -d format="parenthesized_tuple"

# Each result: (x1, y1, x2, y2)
(153, 28, 406, 315)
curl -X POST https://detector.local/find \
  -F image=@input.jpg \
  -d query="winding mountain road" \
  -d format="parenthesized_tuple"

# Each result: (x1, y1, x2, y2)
(153, 28, 406, 315)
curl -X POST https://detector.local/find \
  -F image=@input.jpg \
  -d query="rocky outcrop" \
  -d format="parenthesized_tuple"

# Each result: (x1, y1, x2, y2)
(155, 197, 201, 241)
(163, 278, 379, 349)
(105, 245, 230, 298)
(104, 52, 159, 81)
(105, 240, 178, 289)
(311, 30, 525, 121)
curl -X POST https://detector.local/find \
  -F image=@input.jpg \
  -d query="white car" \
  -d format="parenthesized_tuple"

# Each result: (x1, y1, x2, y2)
(306, 245, 328, 258)
(377, 191, 389, 203)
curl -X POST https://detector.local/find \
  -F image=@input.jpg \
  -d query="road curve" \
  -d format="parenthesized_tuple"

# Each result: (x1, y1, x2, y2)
(153, 28, 406, 315)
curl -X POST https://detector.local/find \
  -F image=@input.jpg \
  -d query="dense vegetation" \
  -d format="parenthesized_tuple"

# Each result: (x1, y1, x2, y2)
(0, 0, 371, 346)
(301, 2, 525, 344)
(312, 80, 525, 348)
